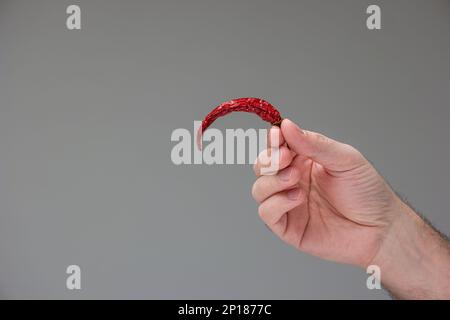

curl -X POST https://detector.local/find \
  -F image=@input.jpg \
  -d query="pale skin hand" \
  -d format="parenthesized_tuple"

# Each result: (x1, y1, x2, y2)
(252, 119, 450, 299)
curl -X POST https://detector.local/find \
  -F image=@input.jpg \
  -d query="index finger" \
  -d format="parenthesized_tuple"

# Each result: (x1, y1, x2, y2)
(268, 126, 285, 148)
(253, 145, 294, 177)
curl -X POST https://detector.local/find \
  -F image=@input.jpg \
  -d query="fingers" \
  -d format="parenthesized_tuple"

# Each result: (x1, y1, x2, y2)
(258, 187, 305, 226)
(252, 164, 301, 203)
(253, 126, 289, 176)
(253, 145, 294, 177)
(267, 126, 285, 148)
(281, 119, 366, 172)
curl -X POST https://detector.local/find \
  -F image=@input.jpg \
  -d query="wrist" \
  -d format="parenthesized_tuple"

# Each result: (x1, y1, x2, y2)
(370, 199, 450, 299)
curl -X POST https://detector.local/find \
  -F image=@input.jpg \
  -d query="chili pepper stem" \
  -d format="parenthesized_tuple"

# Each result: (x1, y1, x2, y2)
(271, 119, 283, 127)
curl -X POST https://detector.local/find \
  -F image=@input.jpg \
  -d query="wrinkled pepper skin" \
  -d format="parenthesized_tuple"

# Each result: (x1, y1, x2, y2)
(197, 97, 282, 149)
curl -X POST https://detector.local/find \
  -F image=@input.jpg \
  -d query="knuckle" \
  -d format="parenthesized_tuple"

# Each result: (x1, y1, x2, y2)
(261, 149, 273, 165)
(279, 146, 292, 164)
(251, 182, 260, 202)
(289, 166, 301, 182)
(286, 167, 302, 186)
(277, 167, 299, 186)
(258, 204, 267, 220)
(349, 145, 363, 158)
(343, 144, 365, 165)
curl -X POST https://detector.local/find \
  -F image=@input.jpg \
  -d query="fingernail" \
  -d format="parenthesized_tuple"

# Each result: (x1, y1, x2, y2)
(286, 119, 304, 135)
(287, 188, 301, 200)
(279, 167, 292, 181)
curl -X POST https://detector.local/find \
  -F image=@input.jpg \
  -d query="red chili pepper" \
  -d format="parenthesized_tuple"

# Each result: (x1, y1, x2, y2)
(197, 97, 283, 149)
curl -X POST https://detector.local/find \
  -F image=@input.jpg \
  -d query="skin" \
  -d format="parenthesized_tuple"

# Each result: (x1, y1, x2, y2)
(252, 119, 450, 299)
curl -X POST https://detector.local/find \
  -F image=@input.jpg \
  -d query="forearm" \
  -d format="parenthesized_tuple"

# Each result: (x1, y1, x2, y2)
(372, 200, 450, 299)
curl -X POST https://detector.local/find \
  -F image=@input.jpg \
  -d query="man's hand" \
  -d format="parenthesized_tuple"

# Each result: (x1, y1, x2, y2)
(253, 119, 398, 267)
(252, 119, 450, 299)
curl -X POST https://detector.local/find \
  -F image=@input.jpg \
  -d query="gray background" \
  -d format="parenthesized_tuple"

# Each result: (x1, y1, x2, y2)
(0, 0, 449, 299)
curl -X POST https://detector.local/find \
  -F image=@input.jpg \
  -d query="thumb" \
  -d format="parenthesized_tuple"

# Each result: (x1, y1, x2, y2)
(281, 119, 366, 172)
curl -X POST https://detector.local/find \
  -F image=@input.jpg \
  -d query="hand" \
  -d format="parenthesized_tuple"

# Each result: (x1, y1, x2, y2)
(252, 119, 450, 300)
(252, 119, 400, 267)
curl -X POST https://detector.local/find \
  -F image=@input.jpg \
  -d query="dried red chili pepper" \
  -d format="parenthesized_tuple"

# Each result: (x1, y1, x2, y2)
(197, 97, 283, 149)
